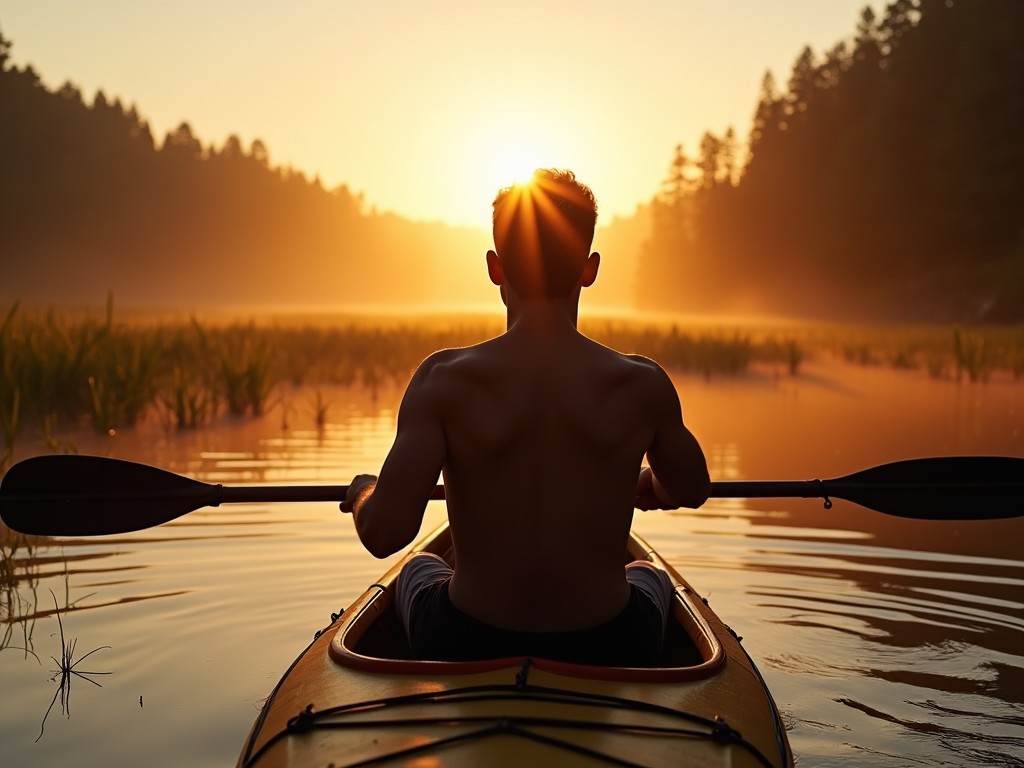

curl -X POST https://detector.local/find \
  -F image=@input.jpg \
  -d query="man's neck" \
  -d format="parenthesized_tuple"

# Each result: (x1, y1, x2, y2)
(505, 296, 580, 335)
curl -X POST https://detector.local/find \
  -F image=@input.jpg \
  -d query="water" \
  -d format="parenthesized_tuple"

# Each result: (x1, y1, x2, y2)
(2, 361, 1022, 767)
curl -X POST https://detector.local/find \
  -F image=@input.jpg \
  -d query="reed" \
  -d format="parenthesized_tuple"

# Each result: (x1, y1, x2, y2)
(0, 303, 21, 467)
(311, 387, 330, 430)
(1, 528, 40, 660)
(0, 388, 18, 475)
(953, 328, 991, 383)
(809, 323, 1024, 381)
(159, 365, 218, 430)
(756, 337, 805, 375)
(208, 326, 279, 416)
(1011, 337, 1024, 380)
(86, 327, 165, 433)
(18, 310, 105, 424)
(1, 304, 1020, 442)
(36, 591, 110, 742)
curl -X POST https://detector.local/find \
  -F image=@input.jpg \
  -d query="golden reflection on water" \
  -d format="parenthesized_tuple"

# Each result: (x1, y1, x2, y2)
(1, 361, 1022, 766)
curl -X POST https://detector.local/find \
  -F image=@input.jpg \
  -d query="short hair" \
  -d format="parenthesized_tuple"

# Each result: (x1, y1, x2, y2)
(492, 168, 598, 299)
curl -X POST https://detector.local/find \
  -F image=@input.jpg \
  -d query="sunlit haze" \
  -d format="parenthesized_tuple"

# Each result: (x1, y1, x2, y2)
(2, 1, 876, 227)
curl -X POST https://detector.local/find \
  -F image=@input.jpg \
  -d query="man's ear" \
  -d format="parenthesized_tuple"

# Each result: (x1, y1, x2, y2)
(486, 250, 505, 286)
(579, 252, 600, 288)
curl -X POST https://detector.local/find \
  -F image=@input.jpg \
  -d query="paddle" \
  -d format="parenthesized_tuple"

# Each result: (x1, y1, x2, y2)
(0, 454, 1020, 536)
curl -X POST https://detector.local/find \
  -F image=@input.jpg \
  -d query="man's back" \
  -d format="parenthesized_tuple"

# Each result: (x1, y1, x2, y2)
(415, 316, 684, 631)
(341, 169, 709, 651)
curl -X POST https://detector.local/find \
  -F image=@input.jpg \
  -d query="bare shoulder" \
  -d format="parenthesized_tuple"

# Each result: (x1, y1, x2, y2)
(414, 346, 464, 374)
(415, 342, 492, 373)
(404, 343, 491, 395)
(622, 353, 674, 383)
(620, 353, 681, 407)
(622, 352, 666, 372)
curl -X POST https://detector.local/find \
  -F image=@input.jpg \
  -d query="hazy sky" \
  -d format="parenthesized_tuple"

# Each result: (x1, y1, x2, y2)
(3, 1, 875, 227)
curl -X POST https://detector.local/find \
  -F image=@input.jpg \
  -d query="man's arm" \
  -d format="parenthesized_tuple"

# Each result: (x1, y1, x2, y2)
(636, 361, 710, 510)
(340, 356, 447, 557)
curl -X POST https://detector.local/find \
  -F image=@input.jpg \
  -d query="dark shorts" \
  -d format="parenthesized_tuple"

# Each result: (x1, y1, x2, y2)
(395, 553, 674, 667)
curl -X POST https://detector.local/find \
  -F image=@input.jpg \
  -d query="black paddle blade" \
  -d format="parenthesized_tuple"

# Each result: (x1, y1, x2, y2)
(0, 455, 221, 536)
(832, 456, 1024, 520)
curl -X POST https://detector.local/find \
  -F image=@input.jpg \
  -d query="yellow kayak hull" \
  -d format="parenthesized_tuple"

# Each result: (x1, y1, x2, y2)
(238, 523, 793, 767)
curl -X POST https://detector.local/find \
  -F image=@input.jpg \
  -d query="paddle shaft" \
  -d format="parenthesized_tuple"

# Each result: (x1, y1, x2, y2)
(1, 454, 1021, 535)
(0, 485, 446, 505)
(713, 480, 1023, 498)
(1, 479, 1008, 505)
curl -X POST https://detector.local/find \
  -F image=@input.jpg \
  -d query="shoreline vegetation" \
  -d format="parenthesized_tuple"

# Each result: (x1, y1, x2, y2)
(1, 300, 1022, 477)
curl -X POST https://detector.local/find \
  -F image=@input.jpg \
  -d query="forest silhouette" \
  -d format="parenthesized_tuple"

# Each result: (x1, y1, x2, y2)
(1, 0, 1021, 320)
(638, 0, 1023, 321)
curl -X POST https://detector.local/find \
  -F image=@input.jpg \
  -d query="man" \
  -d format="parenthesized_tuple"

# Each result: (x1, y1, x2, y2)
(342, 169, 709, 665)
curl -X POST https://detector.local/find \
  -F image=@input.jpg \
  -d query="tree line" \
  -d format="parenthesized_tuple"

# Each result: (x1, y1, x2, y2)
(2, 2, 1022, 321)
(0, 29, 490, 310)
(638, 0, 1024, 321)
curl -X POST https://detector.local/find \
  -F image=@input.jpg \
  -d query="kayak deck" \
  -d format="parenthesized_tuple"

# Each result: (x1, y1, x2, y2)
(238, 523, 793, 767)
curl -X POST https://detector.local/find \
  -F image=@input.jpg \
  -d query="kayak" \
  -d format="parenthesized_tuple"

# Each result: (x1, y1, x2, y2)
(237, 522, 793, 767)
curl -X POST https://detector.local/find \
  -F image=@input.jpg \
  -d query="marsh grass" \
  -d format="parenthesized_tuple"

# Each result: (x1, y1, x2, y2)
(1, 527, 41, 660)
(0, 303, 21, 471)
(311, 388, 330, 431)
(0, 388, 18, 474)
(200, 323, 279, 416)
(87, 329, 165, 432)
(36, 591, 110, 742)
(953, 328, 991, 382)
(159, 365, 218, 430)
(807, 323, 1024, 381)
(1, 303, 1021, 445)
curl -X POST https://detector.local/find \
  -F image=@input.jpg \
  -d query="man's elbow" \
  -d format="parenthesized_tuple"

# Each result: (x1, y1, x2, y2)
(359, 527, 404, 558)
(678, 473, 711, 509)
(361, 537, 394, 559)
(683, 487, 711, 509)
(357, 518, 414, 559)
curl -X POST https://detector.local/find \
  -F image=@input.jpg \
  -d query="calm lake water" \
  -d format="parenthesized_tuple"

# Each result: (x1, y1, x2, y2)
(1, 358, 1022, 767)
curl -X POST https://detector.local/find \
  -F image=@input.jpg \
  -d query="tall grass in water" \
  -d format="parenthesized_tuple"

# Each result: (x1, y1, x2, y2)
(2, 304, 1021, 444)
(1, 525, 43, 661)
(953, 328, 990, 382)
(819, 324, 1023, 381)
(36, 591, 110, 742)
(311, 388, 330, 431)
(196, 323, 278, 416)
(0, 303, 21, 471)
(87, 329, 165, 433)
(159, 365, 218, 430)
(582, 321, 810, 376)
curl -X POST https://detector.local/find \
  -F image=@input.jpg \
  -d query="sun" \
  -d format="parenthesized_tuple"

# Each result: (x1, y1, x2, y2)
(489, 143, 544, 188)
(450, 118, 577, 225)
(474, 131, 555, 192)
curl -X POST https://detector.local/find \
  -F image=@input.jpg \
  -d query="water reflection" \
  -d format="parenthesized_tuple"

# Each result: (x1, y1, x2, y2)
(1, 369, 1022, 766)
(652, 492, 1024, 764)
(1, 533, 42, 659)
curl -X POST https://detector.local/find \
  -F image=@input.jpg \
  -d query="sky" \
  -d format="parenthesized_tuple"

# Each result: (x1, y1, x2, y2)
(2, 1, 876, 228)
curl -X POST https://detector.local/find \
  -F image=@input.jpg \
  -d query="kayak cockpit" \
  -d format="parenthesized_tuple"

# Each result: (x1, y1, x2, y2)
(329, 523, 725, 682)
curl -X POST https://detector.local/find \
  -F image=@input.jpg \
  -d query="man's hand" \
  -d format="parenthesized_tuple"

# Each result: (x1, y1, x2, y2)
(635, 466, 673, 510)
(341, 474, 378, 514)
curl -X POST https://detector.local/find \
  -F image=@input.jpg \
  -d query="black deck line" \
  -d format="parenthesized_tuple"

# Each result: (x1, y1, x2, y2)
(302, 681, 727, 727)
(289, 712, 772, 768)
(242, 682, 778, 767)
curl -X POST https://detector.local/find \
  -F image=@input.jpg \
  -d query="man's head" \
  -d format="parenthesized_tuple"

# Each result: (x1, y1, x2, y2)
(490, 169, 598, 300)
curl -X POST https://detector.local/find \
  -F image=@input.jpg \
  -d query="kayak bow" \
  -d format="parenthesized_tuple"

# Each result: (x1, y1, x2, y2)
(238, 523, 793, 767)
